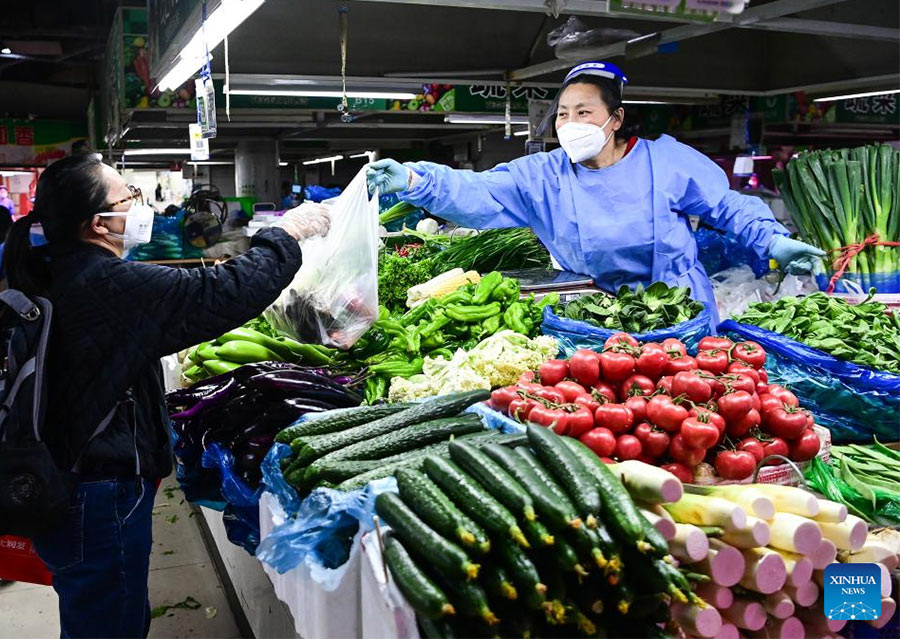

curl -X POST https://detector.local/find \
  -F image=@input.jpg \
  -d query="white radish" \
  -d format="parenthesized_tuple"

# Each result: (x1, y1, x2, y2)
(764, 591, 795, 619)
(747, 616, 805, 639)
(750, 484, 819, 517)
(767, 512, 822, 555)
(819, 514, 867, 551)
(812, 499, 847, 523)
(640, 507, 676, 540)
(868, 597, 897, 630)
(670, 523, 709, 563)
(842, 541, 900, 571)
(610, 460, 683, 503)
(769, 548, 813, 587)
(695, 539, 746, 587)
(811, 539, 837, 570)
(722, 598, 767, 631)
(694, 583, 733, 610)
(796, 604, 845, 634)
(720, 516, 771, 549)
(663, 494, 747, 530)
(671, 603, 722, 638)
(739, 547, 787, 594)
(699, 485, 776, 519)
(879, 562, 890, 597)
(785, 581, 819, 607)
(715, 623, 739, 639)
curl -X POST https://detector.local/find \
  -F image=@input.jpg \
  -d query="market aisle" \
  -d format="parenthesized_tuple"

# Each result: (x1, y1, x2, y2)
(0, 477, 243, 639)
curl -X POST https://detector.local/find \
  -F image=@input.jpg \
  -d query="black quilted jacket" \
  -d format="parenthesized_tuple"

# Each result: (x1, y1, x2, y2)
(43, 227, 302, 478)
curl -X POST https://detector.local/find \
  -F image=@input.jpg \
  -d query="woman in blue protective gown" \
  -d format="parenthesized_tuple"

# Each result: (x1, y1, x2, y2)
(366, 61, 824, 323)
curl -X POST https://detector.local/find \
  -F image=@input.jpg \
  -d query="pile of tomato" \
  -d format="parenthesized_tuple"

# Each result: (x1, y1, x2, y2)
(488, 333, 821, 482)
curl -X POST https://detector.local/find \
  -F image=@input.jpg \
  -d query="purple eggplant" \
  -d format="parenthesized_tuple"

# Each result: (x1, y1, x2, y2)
(169, 377, 240, 422)
(246, 373, 362, 406)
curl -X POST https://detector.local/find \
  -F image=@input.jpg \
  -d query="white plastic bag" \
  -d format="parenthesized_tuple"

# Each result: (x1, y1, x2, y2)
(265, 168, 379, 349)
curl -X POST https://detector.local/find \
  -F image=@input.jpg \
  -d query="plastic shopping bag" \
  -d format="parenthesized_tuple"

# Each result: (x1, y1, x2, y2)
(266, 168, 379, 349)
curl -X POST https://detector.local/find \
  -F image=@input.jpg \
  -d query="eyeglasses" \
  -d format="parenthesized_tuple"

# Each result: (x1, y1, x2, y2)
(105, 185, 143, 210)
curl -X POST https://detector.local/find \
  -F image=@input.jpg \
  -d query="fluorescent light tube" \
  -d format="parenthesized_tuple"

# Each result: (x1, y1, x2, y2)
(188, 161, 235, 166)
(813, 89, 899, 103)
(350, 151, 375, 159)
(445, 115, 529, 125)
(303, 155, 344, 166)
(278, 161, 288, 166)
(228, 89, 416, 100)
(124, 148, 193, 156)
(623, 100, 668, 105)
(513, 129, 529, 137)
(0, 48, 11, 55)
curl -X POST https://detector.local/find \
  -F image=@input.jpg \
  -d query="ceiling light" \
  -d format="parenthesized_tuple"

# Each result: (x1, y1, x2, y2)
(0, 170, 32, 176)
(445, 115, 529, 125)
(156, 0, 265, 91)
(279, 161, 288, 166)
(302, 155, 344, 166)
(0, 48, 11, 55)
(228, 89, 416, 100)
(813, 89, 899, 103)
(124, 148, 193, 156)
(350, 151, 375, 159)
(623, 100, 668, 105)
(513, 129, 529, 137)
(188, 161, 235, 166)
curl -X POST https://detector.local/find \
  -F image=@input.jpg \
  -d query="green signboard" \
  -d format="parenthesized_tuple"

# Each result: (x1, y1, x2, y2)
(753, 93, 899, 126)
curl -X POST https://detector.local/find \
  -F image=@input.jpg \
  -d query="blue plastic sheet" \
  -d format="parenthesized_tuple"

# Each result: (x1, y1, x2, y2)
(464, 402, 524, 434)
(201, 443, 263, 554)
(261, 443, 303, 515)
(541, 303, 713, 357)
(718, 319, 900, 444)
(815, 271, 900, 294)
(695, 226, 769, 278)
(170, 425, 226, 511)
(305, 185, 342, 202)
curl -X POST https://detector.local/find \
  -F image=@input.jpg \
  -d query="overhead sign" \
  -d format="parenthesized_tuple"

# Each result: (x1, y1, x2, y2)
(610, 0, 747, 20)
(148, 0, 202, 75)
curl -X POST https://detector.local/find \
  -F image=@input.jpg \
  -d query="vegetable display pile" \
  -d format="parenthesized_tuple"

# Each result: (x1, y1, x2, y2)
(736, 292, 900, 374)
(378, 424, 706, 639)
(488, 334, 822, 483)
(773, 143, 900, 280)
(563, 283, 705, 333)
(351, 273, 559, 403)
(409, 227, 552, 274)
(805, 441, 900, 525)
(378, 247, 439, 312)
(167, 362, 364, 487)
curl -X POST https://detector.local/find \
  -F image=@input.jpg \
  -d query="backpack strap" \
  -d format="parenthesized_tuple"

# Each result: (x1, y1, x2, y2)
(0, 290, 41, 321)
(70, 403, 120, 473)
(0, 356, 37, 439)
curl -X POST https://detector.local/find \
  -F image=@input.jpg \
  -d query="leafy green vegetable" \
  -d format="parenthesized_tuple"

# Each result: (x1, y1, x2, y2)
(405, 228, 552, 273)
(378, 250, 436, 312)
(244, 315, 279, 338)
(563, 282, 704, 333)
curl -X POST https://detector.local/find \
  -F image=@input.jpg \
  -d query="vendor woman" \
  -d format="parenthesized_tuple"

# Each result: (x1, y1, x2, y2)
(367, 61, 824, 322)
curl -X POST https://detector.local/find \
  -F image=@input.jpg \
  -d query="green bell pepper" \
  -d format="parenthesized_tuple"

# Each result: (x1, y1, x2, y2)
(472, 271, 503, 305)
(444, 302, 502, 323)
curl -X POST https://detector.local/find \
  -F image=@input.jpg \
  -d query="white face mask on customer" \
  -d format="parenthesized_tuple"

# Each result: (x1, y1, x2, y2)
(96, 201, 155, 250)
(556, 114, 614, 164)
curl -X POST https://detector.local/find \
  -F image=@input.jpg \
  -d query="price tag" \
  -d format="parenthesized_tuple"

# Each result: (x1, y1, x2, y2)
(195, 75, 217, 139)
(189, 123, 209, 161)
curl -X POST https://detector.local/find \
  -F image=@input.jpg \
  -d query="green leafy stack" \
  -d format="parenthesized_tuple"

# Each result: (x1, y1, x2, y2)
(378, 248, 437, 312)
(564, 283, 704, 333)
(378, 425, 703, 639)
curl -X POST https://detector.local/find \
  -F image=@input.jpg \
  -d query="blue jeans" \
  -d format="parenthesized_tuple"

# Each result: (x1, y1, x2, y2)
(33, 478, 156, 639)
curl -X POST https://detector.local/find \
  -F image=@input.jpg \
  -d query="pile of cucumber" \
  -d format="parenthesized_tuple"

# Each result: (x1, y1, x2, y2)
(276, 390, 523, 493)
(377, 424, 705, 639)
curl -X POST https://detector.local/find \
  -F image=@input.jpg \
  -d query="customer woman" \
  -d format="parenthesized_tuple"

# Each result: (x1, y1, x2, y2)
(367, 61, 823, 322)
(3, 153, 329, 638)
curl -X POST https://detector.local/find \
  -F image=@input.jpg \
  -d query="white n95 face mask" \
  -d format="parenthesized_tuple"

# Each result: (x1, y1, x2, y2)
(97, 202, 155, 250)
(556, 115, 614, 164)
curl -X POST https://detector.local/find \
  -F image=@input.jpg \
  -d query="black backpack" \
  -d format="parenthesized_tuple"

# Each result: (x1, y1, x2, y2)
(0, 289, 72, 536)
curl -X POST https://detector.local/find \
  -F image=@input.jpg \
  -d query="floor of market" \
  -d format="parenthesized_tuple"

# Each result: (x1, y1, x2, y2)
(0, 477, 243, 639)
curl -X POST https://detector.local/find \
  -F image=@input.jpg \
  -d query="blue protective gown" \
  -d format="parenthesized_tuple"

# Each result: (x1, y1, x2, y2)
(400, 135, 788, 325)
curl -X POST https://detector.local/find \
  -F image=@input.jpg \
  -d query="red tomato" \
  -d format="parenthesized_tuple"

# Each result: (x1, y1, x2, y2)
(727, 362, 760, 384)
(680, 418, 719, 449)
(529, 405, 570, 435)
(579, 427, 617, 457)
(768, 385, 799, 407)
(665, 355, 699, 376)
(508, 397, 536, 421)
(726, 408, 761, 438)
(669, 434, 706, 466)
(573, 393, 600, 414)
(567, 407, 596, 438)
(516, 381, 544, 393)
(490, 386, 519, 413)
(732, 341, 767, 369)
(721, 373, 757, 395)
(789, 428, 820, 461)
(691, 407, 727, 435)
(804, 411, 815, 428)
(555, 380, 587, 403)
(614, 434, 643, 461)
(706, 375, 727, 397)
(568, 350, 601, 387)
(758, 393, 783, 416)
(635, 343, 669, 379)
(592, 381, 618, 404)
(756, 382, 770, 396)
(633, 423, 671, 459)
(698, 336, 734, 352)
(662, 338, 688, 357)
(714, 450, 756, 480)
(738, 437, 765, 463)
(646, 395, 689, 433)
(717, 390, 754, 422)
(758, 369, 769, 384)
(604, 332, 639, 350)
(672, 371, 713, 403)
(599, 351, 636, 383)
(750, 392, 761, 412)
(656, 376, 674, 396)
(538, 359, 569, 386)
(594, 403, 634, 435)
(661, 462, 694, 484)
(621, 374, 656, 398)
(535, 387, 566, 405)
(518, 370, 535, 384)
(696, 349, 730, 375)
(624, 396, 648, 423)
(764, 405, 808, 440)
(762, 437, 789, 464)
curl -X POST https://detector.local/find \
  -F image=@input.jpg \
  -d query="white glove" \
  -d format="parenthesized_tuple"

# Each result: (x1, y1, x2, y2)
(275, 202, 331, 241)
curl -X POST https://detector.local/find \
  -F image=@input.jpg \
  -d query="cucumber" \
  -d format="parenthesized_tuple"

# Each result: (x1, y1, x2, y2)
(448, 440, 536, 522)
(383, 533, 455, 619)
(396, 468, 491, 555)
(525, 425, 601, 519)
(375, 492, 480, 581)
(294, 390, 489, 462)
(301, 459, 384, 485)
(522, 518, 555, 549)
(494, 539, 546, 611)
(275, 404, 412, 442)
(481, 564, 517, 601)
(431, 567, 498, 626)
(566, 523, 608, 572)
(312, 415, 483, 465)
(512, 449, 582, 528)
(484, 444, 580, 530)
(638, 512, 670, 559)
(549, 537, 589, 578)
(335, 441, 453, 491)
(418, 617, 456, 639)
(423, 456, 530, 549)
(593, 521, 624, 585)
(563, 438, 646, 548)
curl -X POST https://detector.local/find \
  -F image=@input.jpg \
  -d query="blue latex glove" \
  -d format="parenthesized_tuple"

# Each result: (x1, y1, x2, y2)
(769, 235, 827, 274)
(366, 159, 410, 195)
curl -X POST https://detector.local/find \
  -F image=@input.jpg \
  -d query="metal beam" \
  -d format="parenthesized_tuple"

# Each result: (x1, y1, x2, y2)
(744, 18, 900, 41)
(510, 0, 849, 80)
(346, 0, 612, 17)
